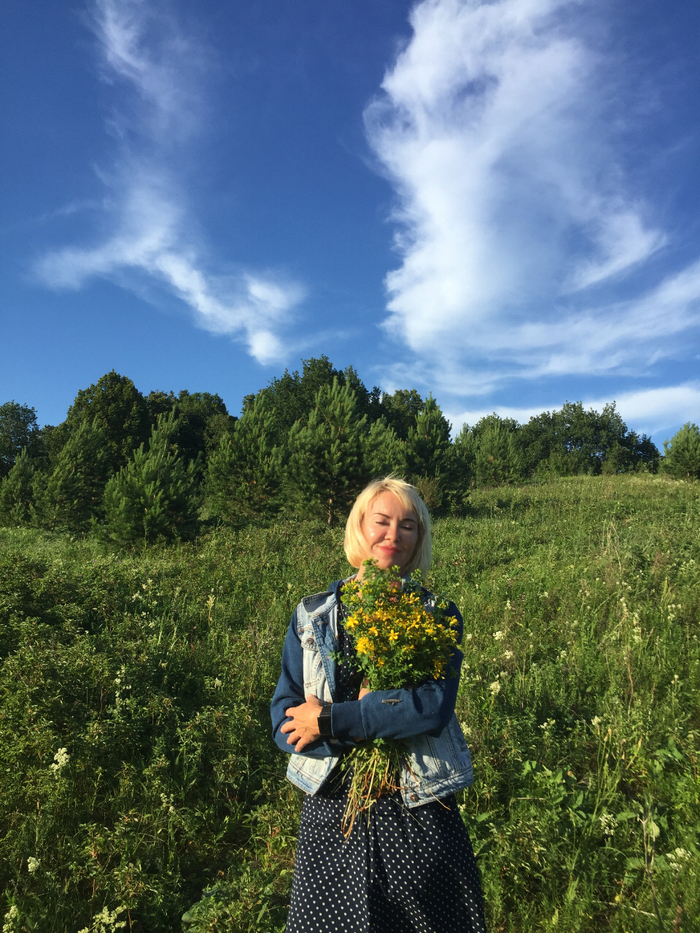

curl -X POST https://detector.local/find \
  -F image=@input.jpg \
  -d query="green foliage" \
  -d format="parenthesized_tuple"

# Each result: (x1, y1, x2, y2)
(0, 475, 698, 931)
(245, 357, 382, 438)
(103, 413, 200, 546)
(0, 401, 40, 478)
(60, 371, 151, 473)
(466, 414, 524, 487)
(0, 520, 343, 932)
(158, 391, 233, 468)
(287, 378, 370, 526)
(520, 401, 657, 478)
(380, 389, 425, 440)
(663, 422, 700, 479)
(205, 395, 282, 523)
(364, 418, 406, 480)
(0, 447, 36, 525)
(405, 396, 451, 481)
(0, 475, 698, 932)
(36, 420, 111, 533)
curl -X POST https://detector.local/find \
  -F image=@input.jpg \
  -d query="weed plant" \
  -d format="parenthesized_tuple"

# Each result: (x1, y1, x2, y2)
(0, 474, 698, 932)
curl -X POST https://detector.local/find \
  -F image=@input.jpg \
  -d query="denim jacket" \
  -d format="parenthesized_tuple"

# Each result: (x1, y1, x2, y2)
(270, 579, 474, 809)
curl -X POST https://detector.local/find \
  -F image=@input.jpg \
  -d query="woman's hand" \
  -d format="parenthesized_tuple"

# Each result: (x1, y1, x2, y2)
(281, 695, 324, 752)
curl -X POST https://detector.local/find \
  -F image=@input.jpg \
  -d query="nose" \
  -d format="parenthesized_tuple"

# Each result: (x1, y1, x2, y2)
(386, 521, 401, 542)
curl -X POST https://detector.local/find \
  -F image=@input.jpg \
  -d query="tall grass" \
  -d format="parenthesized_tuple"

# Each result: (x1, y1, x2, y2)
(0, 475, 698, 932)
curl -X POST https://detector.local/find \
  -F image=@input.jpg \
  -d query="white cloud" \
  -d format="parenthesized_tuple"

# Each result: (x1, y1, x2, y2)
(446, 382, 700, 440)
(586, 383, 700, 440)
(35, 0, 303, 364)
(366, 0, 694, 386)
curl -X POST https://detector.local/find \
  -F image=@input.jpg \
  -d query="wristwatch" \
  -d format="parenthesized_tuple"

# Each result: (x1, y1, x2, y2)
(317, 703, 333, 737)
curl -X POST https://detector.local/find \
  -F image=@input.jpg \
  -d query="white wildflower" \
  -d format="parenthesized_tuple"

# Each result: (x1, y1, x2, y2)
(488, 680, 501, 696)
(591, 716, 602, 728)
(27, 857, 40, 873)
(599, 812, 617, 836)
(50, 747, 69, 774)
(667, 847, 690, 871)
(503, 650, 514, 660)
(3, 905, 19, 933)
(505, 599, 511, 611)
(213, 678, 223, 689)
(493, 631, 505, 641)
(465, 633, 473, 641)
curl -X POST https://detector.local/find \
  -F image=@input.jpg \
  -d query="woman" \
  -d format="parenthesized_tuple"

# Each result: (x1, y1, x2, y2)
(270, 478, 486, 933)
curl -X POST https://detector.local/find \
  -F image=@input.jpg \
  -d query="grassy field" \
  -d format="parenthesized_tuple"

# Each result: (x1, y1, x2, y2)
(0, 474, 698, 932)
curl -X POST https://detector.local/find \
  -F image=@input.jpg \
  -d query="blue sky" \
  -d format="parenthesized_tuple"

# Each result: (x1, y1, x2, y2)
(1, 0, 699, 444)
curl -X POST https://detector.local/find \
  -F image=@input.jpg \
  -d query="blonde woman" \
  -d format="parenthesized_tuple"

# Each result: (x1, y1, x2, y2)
(271, 478, 486, 932)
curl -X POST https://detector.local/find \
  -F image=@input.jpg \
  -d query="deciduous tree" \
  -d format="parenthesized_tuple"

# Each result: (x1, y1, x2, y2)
(60, 371, 151, 472)
(0, 401, 40, 478)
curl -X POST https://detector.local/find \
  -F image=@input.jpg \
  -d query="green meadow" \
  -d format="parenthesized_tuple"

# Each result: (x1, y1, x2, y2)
(0, 474, 698, 932)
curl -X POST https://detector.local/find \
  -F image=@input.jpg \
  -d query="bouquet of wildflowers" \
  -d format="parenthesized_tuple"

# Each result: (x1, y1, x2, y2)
(339, 560, 459, 834)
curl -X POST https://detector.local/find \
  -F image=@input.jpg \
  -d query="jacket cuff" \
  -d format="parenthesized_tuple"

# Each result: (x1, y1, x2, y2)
(330, 700, 365, 740)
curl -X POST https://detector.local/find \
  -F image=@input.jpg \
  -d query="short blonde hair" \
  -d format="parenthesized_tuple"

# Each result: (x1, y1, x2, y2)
(344, 477, 432, 575)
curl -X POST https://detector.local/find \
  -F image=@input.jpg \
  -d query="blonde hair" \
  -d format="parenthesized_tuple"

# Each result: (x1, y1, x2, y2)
(344, 477, 432, 575)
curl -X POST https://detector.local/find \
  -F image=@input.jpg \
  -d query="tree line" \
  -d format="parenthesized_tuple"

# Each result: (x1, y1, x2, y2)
(1, 357, 698, 544)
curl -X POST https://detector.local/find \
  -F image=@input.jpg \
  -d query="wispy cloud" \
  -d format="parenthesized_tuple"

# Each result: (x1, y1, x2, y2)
(35, 0, 304, 364)
(366, 0, 698, 391)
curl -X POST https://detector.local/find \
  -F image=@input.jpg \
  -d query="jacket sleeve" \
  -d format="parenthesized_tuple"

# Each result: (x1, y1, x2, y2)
(330, 602, 464, 742)
(270, 610, 339, 759)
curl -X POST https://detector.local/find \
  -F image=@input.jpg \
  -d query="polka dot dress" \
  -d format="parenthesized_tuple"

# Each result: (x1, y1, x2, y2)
(285, 788, 487, 933)
(285, 595, 486, 932)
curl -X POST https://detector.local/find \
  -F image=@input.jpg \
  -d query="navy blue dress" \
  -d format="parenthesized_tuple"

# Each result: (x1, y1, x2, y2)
(285, 612, 487, 933)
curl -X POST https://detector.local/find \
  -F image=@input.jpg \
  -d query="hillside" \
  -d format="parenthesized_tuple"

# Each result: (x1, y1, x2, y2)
(0, 474, 698, 932)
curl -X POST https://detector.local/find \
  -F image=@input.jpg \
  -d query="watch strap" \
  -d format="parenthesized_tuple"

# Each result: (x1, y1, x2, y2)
(317, 703, 333, 737)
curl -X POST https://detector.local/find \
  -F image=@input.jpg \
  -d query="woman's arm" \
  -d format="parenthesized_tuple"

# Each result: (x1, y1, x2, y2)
(270, 612, 341, 758)
(271, 600, 465, 751)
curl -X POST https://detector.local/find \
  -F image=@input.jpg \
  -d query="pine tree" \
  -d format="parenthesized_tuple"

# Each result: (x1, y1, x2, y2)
(103, 413, 200, 546)
(205, 394, 281, 522)
(365, 419, 406, 479)
(474, 418, 523, 486)
(287, 379, 369, 526)
(664, 423, 700, 479)
(443, 424, 477, 512)
(0, 448, 36, 525)
(36, 420, 111, 533)
(405, 396, 451, 479)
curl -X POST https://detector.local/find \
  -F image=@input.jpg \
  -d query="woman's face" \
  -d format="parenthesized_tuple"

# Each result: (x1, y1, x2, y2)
(358, 491, 419, 576)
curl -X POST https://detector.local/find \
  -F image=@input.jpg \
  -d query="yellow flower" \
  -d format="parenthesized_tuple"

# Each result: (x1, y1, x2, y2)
(355, 637, 371, 655)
